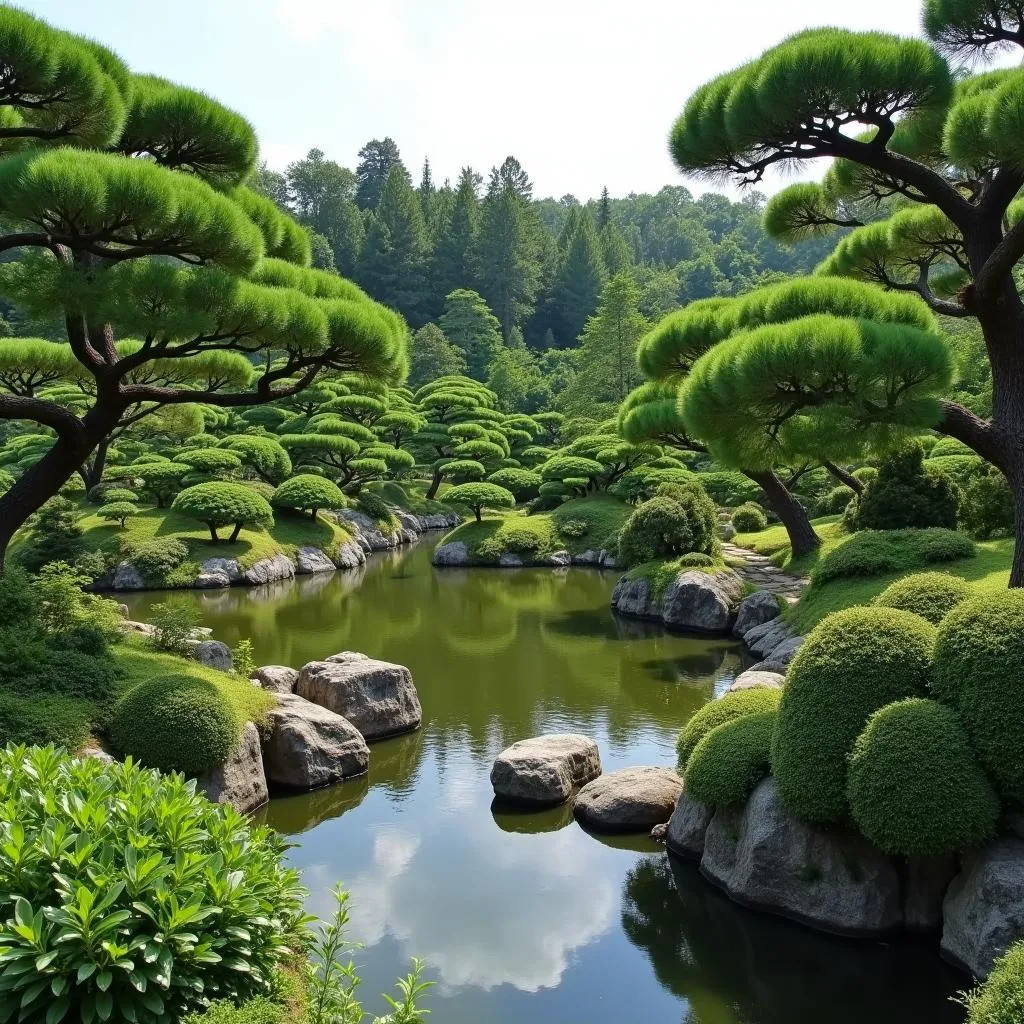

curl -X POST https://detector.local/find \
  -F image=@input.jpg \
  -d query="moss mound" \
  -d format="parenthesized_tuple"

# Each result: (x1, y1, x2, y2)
(872, 571, 974, 624)
(847, 698, 999, 857)
(676, 687, 781, 770)
(770, 606, 936, 824)
(932, 591, 1024, 802)
(110, 672, 238, 776)
(684, 710, 776, 808)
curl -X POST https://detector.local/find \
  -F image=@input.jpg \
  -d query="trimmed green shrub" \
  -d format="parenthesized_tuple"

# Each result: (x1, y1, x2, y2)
(961, 469, 1015, 539)
(676, 551, 716, 568)
(872, 571, 974, 625)
(852, 466, 878, 486)
(99, 486, 138, 503)
(0, 746, 306, 1021)
(122, 536, 190, 585)
(676, 687, 782, 770)
(272, 473, 346, 519)
(221, 435, 292, 484)
(355, 489, 397, 526)
(731, 501, 767, 532)
(178, 447, 244, 476)
(486, 467, 542, 500)
(960, 942, 1024, 1024)
(847, 698, 999, 856)
(618, 485, 717, 568)
(684, 710, 777, 808)
(97, 499, 137, 527)
(771, 607, 936, 824)
(110, 673, 238, 776)
(817, 484, 856, 516)
(933, 592, 1024, 802)
(185, 998, 285, 1024)
(558, 518, 590, 539)
(850, 441, 959, 531)
(443, 482, 516, 522)
(810, 528, 975, 585)
(136, 460, 191, 507)
(930, 436, 974, 459)
(925, 453, 986, 488)
(478, 524, 546, 558)
(172, 482, 274, 542)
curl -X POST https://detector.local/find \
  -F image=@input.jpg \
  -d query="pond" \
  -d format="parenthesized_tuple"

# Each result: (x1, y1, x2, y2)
(121, 536, 967, 1024)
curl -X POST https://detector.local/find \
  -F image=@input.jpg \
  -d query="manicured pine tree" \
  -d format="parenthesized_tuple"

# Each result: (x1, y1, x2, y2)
(667, 4, 1024, 584)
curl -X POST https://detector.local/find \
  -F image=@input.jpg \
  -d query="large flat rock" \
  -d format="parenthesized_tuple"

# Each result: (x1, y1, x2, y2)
(574, 766, 683, 833)
(263, 693, 369, 790)
(296, 651, 422, 741)
(490, 734, 601, 807)
(198, 722, 268, 814)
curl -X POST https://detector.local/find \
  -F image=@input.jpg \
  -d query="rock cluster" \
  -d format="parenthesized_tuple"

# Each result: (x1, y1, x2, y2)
(432, 543, 616, 569)
(609, 569, 745, 634)
(731, 589, 805, 665)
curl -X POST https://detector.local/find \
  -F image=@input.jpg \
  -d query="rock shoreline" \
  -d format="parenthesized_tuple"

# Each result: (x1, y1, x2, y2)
(104, 508, 461, 592)
(432, 541, 618, 569)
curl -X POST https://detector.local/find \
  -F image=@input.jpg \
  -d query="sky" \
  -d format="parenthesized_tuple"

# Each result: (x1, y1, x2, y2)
(23, 0, 934, 200)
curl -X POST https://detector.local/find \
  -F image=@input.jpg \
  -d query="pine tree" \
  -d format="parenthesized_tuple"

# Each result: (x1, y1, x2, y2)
(597, 186, 611, 230)
(355, 137, 403, 209)
(439, 289, 503, 380)
(418, 158, 436, 227)
(432, 166, 480, 298)
(551, 210, 607, 345)
(408, 323, 467, 388)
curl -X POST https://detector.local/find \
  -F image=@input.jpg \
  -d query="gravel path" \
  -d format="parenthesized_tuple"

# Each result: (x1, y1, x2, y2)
(721, 541, 808, 604)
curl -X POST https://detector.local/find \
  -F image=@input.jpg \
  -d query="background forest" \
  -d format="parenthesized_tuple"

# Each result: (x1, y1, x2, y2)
(243, 141, 836, 417)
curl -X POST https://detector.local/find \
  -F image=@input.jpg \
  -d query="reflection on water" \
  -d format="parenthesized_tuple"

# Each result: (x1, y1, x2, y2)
(122, 536, 965, 1023)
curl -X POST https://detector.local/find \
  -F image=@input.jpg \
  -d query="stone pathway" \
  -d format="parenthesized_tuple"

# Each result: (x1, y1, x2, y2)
(720, 542, 808, 604)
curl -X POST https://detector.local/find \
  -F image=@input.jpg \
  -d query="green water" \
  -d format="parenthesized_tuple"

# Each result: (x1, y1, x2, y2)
(122, 537, 966, 1023)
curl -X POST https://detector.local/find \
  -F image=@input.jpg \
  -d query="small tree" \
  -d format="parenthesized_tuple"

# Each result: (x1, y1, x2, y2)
(171, 483, 274, 542)
(98, 501, 138, 529)
(443, 483, 516, 522)
(136, 462, 191, 508)
(221, 436, 292, 485)
(272, 474, 346, 520)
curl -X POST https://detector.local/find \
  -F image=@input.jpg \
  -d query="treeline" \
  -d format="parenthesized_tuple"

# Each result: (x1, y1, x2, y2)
(254, 141, 837, 414)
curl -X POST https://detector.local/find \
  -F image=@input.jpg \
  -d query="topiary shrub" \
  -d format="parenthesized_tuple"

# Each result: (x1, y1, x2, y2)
(486, 467, 542, 501)
(850, 441, 960, 531)
(961, 468, 1015, 539)
(960, 942, 1024, 1024)
(558, 518, 590, 539)
(872, 571, 974, 625)
(676, 687, 782, 770)
(770, 607, 936, 825)
(933, 592, 1024, 802)
(172, 482, 274, 542)
(97, 500, 137, 528)
(618, 485, 717, 568)
(0, 746, 306, 1022)
(930, 436, 974, 459)
(817, 484, 856, 516)
(137, 460, 191, 507)
(697, 470, 763, 506)
(99, 486, 138, 503)
(731, 501, 767, 532)
(110, 673, 239, 776)
(847, 698, 999, 857)
(443, 482, 516, 522)
(271, 473, 346, 520)
(684, 710, 777, 808)
(676, 551, 716, 568)
(810, 528, 975, 585)
(122, 537, 190, 585)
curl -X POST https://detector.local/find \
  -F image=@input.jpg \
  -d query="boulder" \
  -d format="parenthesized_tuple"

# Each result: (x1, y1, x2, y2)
(573, 549, 602, 566)
(432, 541, 469, 567)
(189, 639, 233, 672)
(666, 789, 714, 860)
(332, 540, 366, 570)
(296, 546, 336, 575)
(490, 734, 602, 807)
(198, 722, 268, 814)
(112, 561, 145, 590)
(200, 557, 243, 584)
(733, 590, 782, 638)
(661, 570, 744, 634)
(243, 554, 295, 586)
(498, 552, 523, 568)
(700, 777, 902, 937)
(263, 693, 369, 790)
(610, 576, 659, 619)
(763, 635, 804, 667)
(120, 620, 156, 637)
(904, 856, 957, 933)
(941, 838, 1024, 978)
(728, 669, 785, 693)
(252, 665, 299, 695)
(743, 618, 792, 658)
(548, 550, 571, 567)
(336, 509, 400, 551)
(574, 766, 683, 833)
(296, 652, 421, 741)
(599, 551, 618, 568)
(194, 571, 231, 589)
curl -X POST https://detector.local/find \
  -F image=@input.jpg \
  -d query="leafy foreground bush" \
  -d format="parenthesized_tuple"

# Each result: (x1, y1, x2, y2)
(0, 746, 306, 1023)
(810, 528, 975, 585)
(110, 673, 239, 777)
(684, 710, 777, 809)
(770, 607, 936, 825)
(871, 571, 974, 625)
(731, 501, 767, 533)
(933, 592, 1024, 803)
(847, 698, 999, 857)
(676, 687, 781, 770)
(959, 941, 1024, 1024)
(618, 484, 717, 568)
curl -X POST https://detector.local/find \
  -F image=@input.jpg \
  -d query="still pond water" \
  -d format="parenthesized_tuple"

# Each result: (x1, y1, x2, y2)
(123, 536, 966, 1024)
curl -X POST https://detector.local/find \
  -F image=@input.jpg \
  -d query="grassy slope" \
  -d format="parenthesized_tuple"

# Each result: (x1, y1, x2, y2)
(733, 516, 1013, 633)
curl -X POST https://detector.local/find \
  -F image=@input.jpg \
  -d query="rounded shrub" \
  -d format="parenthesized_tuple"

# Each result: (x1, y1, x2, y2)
(0, 746, 305, 1021)
(872, 571, 973, 624)
(731, 501, 767, 532)
(271, 473, 346, 519)
(618, 485, 717, 568)
(110, 672, 238, 776)
(97, 500, 137, 527)
(172, 481, 274, 542)
(961, 942, 1024, 1024)
(676, 687, 782, 770)
(961, 469, 1015, 539)
(486, 467, 542, 500)
(817, 484, 856, 516)
(676, 551, 716, 568)
(933, 592, 1024, 802)
(810, 528, 975, 585)
(684, 710, 777, 808)
(847, 698, 999, 856)
(770, 607, 936, 824)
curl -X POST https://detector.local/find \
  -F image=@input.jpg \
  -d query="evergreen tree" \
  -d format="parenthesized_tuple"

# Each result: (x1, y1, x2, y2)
(286, 148, 356, 227)
(355, 137, 403, 209)
(439, 289, 503, 380)
(418, 158, 436, 227)
(550, 210, 607, 345)
(597, 186, 611, 230)
(409, 323, 466, 388)
(600, 222, 634, 275)
(432, 166, 480, 299)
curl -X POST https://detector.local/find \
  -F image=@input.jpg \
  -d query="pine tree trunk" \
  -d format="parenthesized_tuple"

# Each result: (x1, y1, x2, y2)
(745, 469, 821, 559)
(229, 523, 242, 542)
(822, 460, 863, 495)
(426, 468, 444, 501)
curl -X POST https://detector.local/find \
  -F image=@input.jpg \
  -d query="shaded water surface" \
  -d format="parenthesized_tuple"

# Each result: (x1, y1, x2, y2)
(122, 538, 966, 1023)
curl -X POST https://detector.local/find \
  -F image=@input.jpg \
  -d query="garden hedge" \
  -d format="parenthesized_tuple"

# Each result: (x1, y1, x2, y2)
(731, 501, 767, 532)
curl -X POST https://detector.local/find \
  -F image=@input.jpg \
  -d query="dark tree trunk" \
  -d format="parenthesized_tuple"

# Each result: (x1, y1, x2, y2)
(745, 469, 821, 559)
(822, 460, 864, 495)
(209, 524, 220, 542)
(229, 522, 242, 542)
(426, 468, 444, 501)
(474, 508, 482, 522)
(80, 438, 110, 492)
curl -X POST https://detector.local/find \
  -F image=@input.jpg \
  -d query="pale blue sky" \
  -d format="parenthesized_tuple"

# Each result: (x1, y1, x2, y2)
(24, 0, 937, 199)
